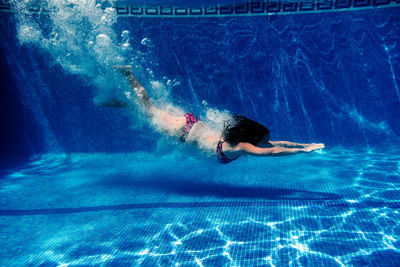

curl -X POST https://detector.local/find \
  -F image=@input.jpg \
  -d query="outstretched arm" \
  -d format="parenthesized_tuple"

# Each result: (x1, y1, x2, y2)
(269, 141, 320, 148)
(238, 142, 324, 157)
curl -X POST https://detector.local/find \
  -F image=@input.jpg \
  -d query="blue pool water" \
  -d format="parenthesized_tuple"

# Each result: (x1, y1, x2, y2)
(2, 148, 400, 266)
(1, 0, 400, 266)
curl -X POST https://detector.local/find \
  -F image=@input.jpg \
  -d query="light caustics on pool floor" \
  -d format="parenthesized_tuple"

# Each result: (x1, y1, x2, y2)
(1, 148, 400, 266)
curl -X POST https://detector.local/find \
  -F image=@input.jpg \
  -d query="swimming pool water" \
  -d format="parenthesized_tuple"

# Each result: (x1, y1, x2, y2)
(1, 0, 400, 266)
(1, 147, 400, 266)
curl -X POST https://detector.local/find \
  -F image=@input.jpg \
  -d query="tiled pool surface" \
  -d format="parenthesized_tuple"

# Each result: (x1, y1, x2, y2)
(1, 147, 400, 266)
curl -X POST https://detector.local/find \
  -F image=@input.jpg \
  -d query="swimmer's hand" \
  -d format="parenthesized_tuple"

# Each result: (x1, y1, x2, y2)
(303, 143, 325, 152)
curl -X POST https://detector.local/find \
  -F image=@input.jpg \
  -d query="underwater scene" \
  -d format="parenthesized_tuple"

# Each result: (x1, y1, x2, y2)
(1, 0, 400, 266)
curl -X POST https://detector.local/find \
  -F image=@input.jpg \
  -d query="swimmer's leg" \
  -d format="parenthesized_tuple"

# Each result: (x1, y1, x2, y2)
(113, 65, 151, 110)
(114, 65, 186, 136)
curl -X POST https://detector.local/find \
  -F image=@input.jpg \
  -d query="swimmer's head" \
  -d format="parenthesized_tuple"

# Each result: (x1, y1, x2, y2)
(222, 114, 270, 146)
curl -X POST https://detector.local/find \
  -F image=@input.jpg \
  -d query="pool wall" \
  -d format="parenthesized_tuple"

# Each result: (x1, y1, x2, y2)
(0, 2, 399, 166)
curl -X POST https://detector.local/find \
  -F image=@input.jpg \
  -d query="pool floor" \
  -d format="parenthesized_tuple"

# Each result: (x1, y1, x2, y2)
(1, 148, 400, 266)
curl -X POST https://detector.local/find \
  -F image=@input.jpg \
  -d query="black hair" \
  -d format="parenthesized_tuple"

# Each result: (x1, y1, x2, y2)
(222, 114, 270, 146)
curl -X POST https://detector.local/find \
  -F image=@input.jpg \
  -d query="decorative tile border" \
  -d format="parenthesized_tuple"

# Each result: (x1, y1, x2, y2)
(114, 0, 400, 17)
(0, 0, 399, 17)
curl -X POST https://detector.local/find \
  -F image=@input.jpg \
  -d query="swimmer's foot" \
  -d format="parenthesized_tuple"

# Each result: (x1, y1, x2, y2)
(112, 65, 133, 77)
(93, 95, 128, 108)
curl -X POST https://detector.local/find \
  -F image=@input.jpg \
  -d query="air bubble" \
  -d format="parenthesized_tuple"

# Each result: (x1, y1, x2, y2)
(141, 37, 153, 47)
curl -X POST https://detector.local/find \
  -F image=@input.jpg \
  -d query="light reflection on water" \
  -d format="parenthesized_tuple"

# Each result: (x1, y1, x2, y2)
(1, 147, 400, 266)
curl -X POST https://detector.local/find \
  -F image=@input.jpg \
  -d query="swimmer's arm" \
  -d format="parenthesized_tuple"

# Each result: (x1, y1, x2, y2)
(238, 142, 323, 157)
(269, 141, 306, 148)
